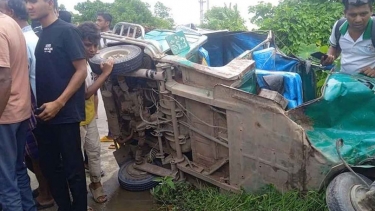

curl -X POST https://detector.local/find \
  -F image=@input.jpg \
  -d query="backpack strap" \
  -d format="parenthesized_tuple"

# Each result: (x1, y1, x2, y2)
(334, 18, 347, 50)
(371, 17, 375, 48)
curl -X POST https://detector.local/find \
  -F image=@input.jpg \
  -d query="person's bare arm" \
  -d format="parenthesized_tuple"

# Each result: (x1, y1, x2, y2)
(38, 59, 87, 121)
(321, 46, 341, 66)
(85, 59, 114, 99)
(0, 67, 11, 117)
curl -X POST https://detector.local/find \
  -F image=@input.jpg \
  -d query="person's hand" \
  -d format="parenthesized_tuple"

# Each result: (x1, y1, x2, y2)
(36, 100, 64, 121)
(360, 66, 375, 78)
(100, 59, 114, 76)
(321, 54, 335, 66)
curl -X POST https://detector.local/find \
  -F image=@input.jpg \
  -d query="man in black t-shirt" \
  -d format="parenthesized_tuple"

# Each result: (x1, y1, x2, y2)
(25, 0, 88, 210)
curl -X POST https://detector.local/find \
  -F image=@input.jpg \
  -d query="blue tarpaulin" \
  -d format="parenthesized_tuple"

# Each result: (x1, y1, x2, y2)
(256, 69, 303, 109)
(201, 32, 304, 108)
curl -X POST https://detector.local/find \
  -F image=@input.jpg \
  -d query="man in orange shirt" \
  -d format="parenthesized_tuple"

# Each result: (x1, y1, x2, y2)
(0, 11, 36, 211)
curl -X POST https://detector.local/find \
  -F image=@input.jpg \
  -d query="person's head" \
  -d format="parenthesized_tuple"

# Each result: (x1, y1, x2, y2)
(25, 0, 58, 21)
(0, 0, 28, 21)
(58, 10, 71, 23)
(343, 0, 373, 32)
(78, 21, 101, 59)
(96, 12, 112, 32)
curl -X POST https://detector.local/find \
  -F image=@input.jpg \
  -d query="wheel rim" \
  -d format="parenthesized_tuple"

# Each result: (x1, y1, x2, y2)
(100, 49, 131, 60)
(350, 185, 372, 211)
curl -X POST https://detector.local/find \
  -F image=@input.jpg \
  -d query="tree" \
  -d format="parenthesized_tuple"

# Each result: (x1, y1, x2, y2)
(249, 0, 343, 54)
(59, 4, 67, 11)
(73, 0, 174, 29)
(73, 0, 112, 24)
(153, 1, 174, 29)
(154, 1, 171, 19)
(200, 3, 247, 31)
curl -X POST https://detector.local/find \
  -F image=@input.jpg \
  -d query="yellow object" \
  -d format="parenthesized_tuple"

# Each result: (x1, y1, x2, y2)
(202, 57, 208, 66)
(100, 136, 113, 142)
(80, 96, 96, 126)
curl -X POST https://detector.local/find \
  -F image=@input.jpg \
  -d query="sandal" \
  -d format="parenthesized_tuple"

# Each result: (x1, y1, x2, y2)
(89, 183, 107, 204)
(34, 199, 54, 210)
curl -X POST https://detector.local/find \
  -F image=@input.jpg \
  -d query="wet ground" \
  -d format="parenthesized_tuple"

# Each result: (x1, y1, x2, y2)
(29, 92, 156, 211)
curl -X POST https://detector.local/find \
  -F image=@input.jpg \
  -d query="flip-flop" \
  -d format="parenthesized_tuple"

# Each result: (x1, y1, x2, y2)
(34, 199, 54, 210)
(89, 183, 107, 204)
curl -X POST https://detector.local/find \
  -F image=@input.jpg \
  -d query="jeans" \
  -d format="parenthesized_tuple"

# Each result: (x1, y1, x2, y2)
(80, 119, 101, 183)
(33, 123, 87, 211)
(0, 120, 36, 211)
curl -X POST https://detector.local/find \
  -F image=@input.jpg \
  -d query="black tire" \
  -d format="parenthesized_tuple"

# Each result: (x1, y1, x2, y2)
(89, 45, 143, 75)
(326, 172, 372, 211)
(118, 159, 159, 192)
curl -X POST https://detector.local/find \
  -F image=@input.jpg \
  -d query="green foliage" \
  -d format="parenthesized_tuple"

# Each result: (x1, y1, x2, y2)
(296, 43, 331, 97)
(154, 1, 171, 19)
(152, 179, 327, 211)
(249, 0, 343, 55)
(248, 1, 274, 26)
(110, 0, 153, 25)
(59, 4, 67, 11)
(316, 70, 330, 97)
(72, 0, 174, 29)
(296, 44, 320, 60)
(153, 176, 176, 200)
(200, 3, 247, 31)
(73, 0, 111, 24)
(152, 177, 191, 207)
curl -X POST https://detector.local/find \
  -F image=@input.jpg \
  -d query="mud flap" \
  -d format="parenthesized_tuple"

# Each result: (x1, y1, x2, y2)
(113, 145, 132, 167)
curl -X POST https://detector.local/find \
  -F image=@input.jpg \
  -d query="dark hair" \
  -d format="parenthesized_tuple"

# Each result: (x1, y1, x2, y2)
(343, 0, 373, 10)
(97, 12, 112, 24)
(43, 0, 58, 9)
(78, 21, 101, 45)
(59, 10, 71, 23)
(7, 0, 28, 21)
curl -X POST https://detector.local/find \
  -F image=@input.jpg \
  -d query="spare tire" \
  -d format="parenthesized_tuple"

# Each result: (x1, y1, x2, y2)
(326, 172, 372, 211)
(118, 159, 159, 192)
(89, 45, 143, 75)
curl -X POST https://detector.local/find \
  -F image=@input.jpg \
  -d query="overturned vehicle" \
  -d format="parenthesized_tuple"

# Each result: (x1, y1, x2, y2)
(91, 23, 375, 211)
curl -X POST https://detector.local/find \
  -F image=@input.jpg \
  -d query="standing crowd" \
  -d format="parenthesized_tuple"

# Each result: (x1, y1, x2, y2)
(0, 0, 114, 210)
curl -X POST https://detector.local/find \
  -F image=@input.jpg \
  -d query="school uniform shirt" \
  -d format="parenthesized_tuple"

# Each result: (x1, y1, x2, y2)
(35, 19, 86, 124)
(329, 18, 375, 74)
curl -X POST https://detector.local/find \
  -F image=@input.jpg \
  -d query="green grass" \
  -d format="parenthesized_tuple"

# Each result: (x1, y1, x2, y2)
(152, 178, 328, 211)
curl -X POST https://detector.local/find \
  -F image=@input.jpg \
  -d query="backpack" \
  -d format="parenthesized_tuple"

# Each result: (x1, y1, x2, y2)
(334, 17, 375, 49)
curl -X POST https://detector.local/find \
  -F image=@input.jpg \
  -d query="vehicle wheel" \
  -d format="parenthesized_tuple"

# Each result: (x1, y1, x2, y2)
(326, 172, 372, 211)
(89, 45, 143, 75)
(118, 159, 159, 192)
